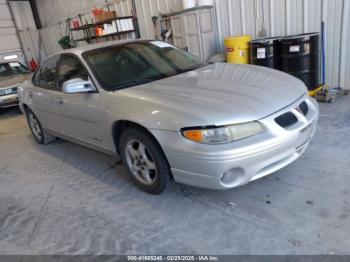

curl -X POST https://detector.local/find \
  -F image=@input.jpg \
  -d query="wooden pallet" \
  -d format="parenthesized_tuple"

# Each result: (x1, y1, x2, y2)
(315, 88, 349, 103)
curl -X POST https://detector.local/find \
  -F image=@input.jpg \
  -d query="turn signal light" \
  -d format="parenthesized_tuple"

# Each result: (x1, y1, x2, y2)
(183, 130, 204, 142)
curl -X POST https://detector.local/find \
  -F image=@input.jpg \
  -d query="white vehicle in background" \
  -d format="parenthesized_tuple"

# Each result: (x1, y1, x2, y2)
(0, 56, 32, 110)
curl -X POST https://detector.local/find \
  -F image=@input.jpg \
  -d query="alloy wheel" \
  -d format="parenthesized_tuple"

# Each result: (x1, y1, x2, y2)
(125, 139, 157, 186)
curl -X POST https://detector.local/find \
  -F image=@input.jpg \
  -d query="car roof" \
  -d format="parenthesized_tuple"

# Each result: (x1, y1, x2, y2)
(53, 38, 153, 58)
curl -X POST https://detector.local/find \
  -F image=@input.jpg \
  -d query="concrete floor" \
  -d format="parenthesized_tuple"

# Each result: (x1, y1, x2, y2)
(0, 97, 350, 256)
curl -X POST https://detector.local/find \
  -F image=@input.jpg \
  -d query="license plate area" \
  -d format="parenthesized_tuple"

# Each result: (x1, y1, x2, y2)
(296, 124, 314, 150)
(300, 123, 314, 138)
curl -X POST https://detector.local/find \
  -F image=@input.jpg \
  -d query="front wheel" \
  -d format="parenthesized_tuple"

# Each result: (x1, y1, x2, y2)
(26, 109, 56, 144)
(120, 128, 172, 194)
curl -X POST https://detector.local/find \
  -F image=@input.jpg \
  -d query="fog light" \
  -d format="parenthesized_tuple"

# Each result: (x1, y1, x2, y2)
(220, 168, 245, 185)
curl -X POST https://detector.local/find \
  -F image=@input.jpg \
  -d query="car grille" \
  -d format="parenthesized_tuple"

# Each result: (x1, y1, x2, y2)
(298, 101, 309, 116)
(275, 100, 309, 128)
(275, 112, 298, 128)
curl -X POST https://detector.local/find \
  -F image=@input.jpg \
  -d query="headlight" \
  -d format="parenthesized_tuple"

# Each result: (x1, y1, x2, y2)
(0, 89, 7, 96)
(0, 88, 16, 96)
(182, 122, 263, 144)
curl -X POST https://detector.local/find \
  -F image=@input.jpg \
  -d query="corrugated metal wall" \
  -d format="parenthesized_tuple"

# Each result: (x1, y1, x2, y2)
(136, 0, 350, 89)
(36, 0, 350, 89)
(135, 0, 183, 39)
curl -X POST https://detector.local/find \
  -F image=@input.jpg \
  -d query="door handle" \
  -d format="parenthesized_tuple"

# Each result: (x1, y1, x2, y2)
(28, 92, 33, 98)
(57, 97, 64, 105)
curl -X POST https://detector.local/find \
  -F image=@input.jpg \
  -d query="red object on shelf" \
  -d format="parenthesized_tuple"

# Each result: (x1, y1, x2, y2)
(73, 20, 80, 28)
(94, 26, 104, 36)
(92, 6, 104, 16)
(29, 58, 38, 72)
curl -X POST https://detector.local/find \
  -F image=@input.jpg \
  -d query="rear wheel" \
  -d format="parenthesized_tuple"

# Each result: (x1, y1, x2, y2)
(26, 109, 56, 144)
(120, 128, 172, 194)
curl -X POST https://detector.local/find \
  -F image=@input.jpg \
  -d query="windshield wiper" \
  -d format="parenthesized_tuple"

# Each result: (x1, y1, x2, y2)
(176, 64, 206, 75)
(113, 77, 163, 90)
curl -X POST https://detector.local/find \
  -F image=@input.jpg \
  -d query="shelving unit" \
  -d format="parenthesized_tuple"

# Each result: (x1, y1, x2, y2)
(70, 15, 139, 44)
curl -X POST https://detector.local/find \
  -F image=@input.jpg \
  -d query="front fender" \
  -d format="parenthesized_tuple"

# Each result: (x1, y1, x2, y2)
(104, 92, 207, 131)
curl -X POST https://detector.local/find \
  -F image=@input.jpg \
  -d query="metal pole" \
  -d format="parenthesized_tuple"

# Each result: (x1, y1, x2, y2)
(321, 21, 326, 95)
(131, 0, 141, 39)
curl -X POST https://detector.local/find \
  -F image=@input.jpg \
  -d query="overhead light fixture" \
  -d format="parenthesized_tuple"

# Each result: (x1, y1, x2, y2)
(3, 54, 18, 60)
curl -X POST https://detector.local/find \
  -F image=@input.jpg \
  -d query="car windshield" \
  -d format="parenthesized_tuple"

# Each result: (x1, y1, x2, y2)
(0, 62, 29, 78)
(83, 41, 205, 90)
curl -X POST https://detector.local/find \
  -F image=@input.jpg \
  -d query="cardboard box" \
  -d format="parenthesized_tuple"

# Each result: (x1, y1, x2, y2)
(94, 11, 117, 23)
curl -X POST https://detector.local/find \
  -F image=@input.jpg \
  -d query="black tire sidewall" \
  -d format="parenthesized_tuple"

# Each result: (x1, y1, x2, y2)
(26, 109, 45, 144)
(120, 128, 171, 194)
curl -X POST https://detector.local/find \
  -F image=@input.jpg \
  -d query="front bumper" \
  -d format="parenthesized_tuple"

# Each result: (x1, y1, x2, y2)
(151, 96, 319, 190)
(0, 94, 18, 108)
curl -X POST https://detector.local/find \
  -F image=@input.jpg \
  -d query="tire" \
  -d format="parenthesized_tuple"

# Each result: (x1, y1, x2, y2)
(25, 108, 56, 145)
(119, 127, 172, 194)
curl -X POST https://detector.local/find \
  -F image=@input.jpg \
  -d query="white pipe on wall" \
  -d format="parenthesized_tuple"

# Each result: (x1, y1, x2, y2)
(339, 0, 349, 88)
(239, 0, 246, 35)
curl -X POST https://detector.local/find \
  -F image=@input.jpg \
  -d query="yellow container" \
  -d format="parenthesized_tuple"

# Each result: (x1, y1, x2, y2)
(224, 35, 252, 64)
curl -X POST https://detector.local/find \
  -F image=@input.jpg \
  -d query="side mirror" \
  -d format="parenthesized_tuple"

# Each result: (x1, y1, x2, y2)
(62, 78, 95, 94)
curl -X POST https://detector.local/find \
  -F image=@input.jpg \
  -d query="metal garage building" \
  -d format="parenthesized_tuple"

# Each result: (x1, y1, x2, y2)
(5, 0, 350, 90)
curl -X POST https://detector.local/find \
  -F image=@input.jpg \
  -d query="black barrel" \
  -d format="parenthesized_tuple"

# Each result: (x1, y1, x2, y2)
(250, 37, 282, 70)
(281, 32, 321, 91)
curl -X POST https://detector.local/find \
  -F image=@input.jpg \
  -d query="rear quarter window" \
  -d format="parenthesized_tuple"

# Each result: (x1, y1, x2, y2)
(32, 68, 41, 86)
(36, 55, 60, 90)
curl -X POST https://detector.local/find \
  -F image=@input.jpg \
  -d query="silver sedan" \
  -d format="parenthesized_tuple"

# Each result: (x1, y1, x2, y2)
(18, 40, 319, 194)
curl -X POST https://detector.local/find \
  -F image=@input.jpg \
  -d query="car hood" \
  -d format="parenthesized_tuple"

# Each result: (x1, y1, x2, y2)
(115, 63, 307, 129)
(0, 73, 32, 89)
